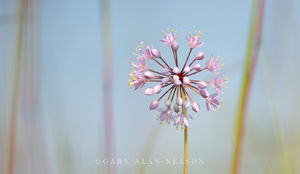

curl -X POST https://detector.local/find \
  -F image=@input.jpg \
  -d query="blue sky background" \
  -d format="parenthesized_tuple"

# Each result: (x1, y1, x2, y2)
(1, 0, 300, 173)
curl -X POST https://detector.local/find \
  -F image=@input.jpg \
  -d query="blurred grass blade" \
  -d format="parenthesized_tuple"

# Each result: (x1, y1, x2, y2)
(231, 0, 265, 173)
(230, 0, 257, 173)
(101, 0, 116, 173)
(8, 0, 27, 174)
(138, 125, 162, 174)
(260, 46, 292, 174)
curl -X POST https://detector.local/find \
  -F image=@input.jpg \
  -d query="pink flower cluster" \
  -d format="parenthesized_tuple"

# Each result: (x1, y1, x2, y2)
(129, 30, 228, 129)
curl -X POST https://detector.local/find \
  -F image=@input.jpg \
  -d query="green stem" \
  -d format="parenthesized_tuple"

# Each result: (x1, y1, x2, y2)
(182, 88, 188, 174)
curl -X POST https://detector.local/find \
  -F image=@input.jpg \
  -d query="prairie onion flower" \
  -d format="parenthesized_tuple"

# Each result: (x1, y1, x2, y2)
(129, 29, 228, 129)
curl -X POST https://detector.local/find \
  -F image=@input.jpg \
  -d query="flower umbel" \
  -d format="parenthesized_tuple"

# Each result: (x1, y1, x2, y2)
(129, 29, 228, 128)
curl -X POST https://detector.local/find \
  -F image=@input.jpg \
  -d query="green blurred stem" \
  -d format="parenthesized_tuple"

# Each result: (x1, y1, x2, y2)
(231, 0, 258, 173)
(8, 1, 26, 174)
(182, 89, 188, 174)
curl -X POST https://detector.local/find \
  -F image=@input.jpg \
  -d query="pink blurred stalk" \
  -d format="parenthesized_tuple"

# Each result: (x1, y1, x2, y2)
(101, 0, 116, 174)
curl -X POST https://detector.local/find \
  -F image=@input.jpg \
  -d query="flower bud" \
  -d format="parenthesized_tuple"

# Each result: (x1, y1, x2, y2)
(151, 49, 161, 58)
(174, 79, 182, 86)
(192, 102, 200, 112)
(171, 42, 179, 51)
(165, 99, 171, 107)
(144, 71, 155, 78)
(149, 100, 159, 110)
(172, 67, 180, 74)
(176, 97, 183, 106)
(183, 66, 191, 73)
(193, 64, 201, 72)
(197, 81, 207, 89)
(162, 77, 170, 84)
(173, 75, 179, 81)
(153, 85, 162, 94)
(183, 101, 190, 109)
(183, 77, 190, 85)
(144, 88, 154, 96)
(200, 89, 209, 98)
(195, 52, 205, 60)
(174, 104, 180, 113)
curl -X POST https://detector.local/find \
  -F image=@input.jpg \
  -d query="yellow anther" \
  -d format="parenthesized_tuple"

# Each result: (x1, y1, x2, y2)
(194, 30, 197, 33)
(220, 105, 223, 108)
(176, 127, 179, 130)
(162, 31, 165, 35)
(216, 58, 218, 60)
(174, 30, 177, 33)
(189, 31, 192, 34)
(140, 41, 144, 45)
(226, 87, 229, 89)
(171, 29, 174, 32)
(221, 65, 225, 68)
(220, 100, 223, 103)
(160, 122, 162, 125)
(181, 127, 183, 130)
(213, 109, 216, 112)
(167, 27, 170, 30)
(218, 56, 220, 58)
(221, 58, 224, 61)
(225, 78, 228, 80)
(227, 81, 229, 84)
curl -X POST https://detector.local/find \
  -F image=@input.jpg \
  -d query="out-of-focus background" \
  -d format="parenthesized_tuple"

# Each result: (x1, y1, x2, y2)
(0, 0, 300, 174)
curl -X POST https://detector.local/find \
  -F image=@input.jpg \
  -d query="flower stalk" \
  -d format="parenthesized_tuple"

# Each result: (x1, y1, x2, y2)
(182, 90, 188, 174)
